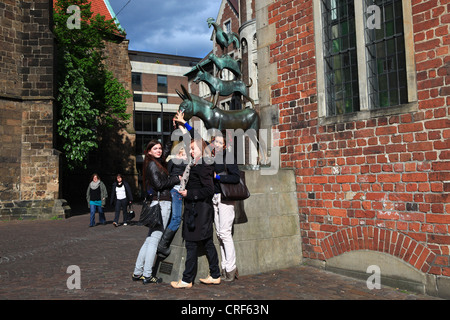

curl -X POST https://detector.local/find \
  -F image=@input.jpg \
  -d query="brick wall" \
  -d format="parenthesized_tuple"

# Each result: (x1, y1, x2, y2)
(268, 0, 450, 277)
(0, 0, 54, 99)
(138, 73, 190, 105)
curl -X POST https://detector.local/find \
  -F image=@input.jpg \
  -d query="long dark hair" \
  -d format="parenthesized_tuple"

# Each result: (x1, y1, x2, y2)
(142, 140, 168, 190)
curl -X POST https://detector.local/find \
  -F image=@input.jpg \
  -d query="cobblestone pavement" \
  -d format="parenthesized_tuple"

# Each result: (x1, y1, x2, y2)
(0, 210, 441, 303)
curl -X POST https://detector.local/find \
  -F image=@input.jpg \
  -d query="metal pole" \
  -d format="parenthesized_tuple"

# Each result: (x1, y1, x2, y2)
(160, 102, 164, 142)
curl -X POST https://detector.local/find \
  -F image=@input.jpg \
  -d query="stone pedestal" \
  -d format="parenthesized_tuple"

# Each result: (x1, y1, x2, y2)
(155, 169, 301, 283)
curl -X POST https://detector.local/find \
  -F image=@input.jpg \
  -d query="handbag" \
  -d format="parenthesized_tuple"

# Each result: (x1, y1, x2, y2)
(218, 165, 250, 201)
(233, 200, 248, 224)
(127, 203, 135, 221)
(139, 192, 163, 228)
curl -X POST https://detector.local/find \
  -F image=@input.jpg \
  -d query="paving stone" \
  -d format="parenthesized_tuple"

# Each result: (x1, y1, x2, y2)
(0, 210, 441, 303)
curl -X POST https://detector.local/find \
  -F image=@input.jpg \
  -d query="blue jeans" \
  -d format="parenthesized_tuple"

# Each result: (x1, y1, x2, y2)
(167, 187, 183, 231)
(134, 201, 171, 277)
(89, 204, 106, 226)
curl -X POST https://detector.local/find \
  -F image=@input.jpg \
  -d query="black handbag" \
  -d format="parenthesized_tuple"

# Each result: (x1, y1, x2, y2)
(139, 193, 163, 228)
(219, 165, 250, 201)
(127, 203, 135, 221)
(233, 200, 248, 224)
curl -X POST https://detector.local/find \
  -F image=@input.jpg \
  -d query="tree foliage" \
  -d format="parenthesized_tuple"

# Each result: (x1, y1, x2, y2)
(53, 0, 131, 170)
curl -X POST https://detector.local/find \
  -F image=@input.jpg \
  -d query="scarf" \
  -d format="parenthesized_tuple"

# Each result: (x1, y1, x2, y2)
(90, 180, 100, 190)
(179, 160, 194, 191)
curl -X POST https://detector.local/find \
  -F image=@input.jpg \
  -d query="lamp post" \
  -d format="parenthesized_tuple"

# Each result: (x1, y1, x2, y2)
(160, 102, 164, 142)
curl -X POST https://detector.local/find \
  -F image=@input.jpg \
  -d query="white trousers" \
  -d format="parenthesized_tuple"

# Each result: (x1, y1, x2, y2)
(213, 193, 236, 272)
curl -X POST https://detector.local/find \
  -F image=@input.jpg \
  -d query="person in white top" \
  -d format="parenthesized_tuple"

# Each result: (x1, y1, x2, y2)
(110, 174, 133, 226)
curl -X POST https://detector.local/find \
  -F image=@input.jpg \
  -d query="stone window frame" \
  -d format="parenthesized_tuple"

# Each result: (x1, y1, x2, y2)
(224, 19, 232, 34)
(313, 0, 418, 125)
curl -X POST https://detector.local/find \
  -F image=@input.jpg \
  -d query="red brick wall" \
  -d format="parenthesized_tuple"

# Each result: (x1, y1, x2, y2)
(268, 0, 450, 276)
(138, 73, 190, 105)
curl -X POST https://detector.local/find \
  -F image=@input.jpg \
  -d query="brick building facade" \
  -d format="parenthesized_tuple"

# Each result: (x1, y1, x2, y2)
(257, 0, 449, 293)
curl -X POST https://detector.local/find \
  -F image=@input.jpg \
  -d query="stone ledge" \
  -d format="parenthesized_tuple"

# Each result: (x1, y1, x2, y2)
(0, 199, 71, 221)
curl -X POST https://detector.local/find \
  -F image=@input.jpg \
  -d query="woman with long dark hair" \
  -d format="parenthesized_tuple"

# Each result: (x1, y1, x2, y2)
(132, 140, 180, 284)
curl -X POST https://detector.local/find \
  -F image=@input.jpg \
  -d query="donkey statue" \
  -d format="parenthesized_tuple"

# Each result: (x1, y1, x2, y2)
(176, 85, 258, 131)
(193, 65, 254, 109)
(175, 85, 266, 164)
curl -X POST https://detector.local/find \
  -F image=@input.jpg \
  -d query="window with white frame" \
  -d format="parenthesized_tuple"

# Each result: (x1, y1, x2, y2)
(314, 0, 417, 118)
(224, 20, 231, 34)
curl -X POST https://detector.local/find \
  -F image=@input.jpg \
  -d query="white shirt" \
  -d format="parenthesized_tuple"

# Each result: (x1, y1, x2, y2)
(116, 184, 126, 200)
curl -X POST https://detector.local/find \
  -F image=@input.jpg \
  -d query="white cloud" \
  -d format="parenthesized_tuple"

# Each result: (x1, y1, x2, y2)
(109, 0, 221, 58)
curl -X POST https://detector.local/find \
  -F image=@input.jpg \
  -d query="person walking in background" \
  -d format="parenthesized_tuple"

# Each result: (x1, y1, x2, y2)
(110, 173, 133, 227)
(86, 173, 108, 227)
(211, 133, 241, 282)
(132, 140, 180, 284)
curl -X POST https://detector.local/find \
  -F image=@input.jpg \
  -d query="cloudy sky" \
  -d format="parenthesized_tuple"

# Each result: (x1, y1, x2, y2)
(108, 0, 222, 58)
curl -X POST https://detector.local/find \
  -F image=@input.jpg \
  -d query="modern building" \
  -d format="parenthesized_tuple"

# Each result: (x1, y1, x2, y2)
(128, 51, 202, 173)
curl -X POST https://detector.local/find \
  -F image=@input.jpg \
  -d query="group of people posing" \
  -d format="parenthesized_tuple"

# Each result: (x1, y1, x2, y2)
(86, 110, 242, 288)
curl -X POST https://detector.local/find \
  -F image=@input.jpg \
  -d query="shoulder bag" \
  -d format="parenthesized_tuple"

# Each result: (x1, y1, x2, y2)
(139, 192, 163, 228)
(218, 164, 250, 201)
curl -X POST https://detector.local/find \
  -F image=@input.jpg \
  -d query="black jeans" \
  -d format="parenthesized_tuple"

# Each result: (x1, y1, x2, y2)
(114, 198, 128, 223)
(182, 237, 221, 283)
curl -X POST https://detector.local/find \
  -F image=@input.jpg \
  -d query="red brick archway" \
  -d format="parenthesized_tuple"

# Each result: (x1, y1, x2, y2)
(320, 226, 436, 273)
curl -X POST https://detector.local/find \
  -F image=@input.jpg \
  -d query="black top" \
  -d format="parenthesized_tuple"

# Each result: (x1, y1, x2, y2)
(168, 158, 187, 177)
(213, 151, 240, 194)
(90, 187, 101, 201)
(145, 161, 180, 201)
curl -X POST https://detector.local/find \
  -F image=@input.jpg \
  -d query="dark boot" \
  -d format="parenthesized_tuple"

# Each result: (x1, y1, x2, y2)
(224, 268, 239, 282)
(157, 228, 177, 258)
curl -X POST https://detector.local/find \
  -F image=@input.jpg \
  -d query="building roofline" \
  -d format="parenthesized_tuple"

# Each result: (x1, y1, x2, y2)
(128, 50, 203, 61)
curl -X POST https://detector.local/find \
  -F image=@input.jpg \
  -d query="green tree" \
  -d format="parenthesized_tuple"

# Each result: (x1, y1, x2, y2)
(57, 53, 98, 170)
(53, 0, 131, 170)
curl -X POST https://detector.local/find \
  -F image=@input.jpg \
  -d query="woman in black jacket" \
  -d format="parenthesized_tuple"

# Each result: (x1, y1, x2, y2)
(211, 133, 240, 281)
(170, 138, 221, 289)
(132, 140, 180, 284)
(110, 174, 133, 226)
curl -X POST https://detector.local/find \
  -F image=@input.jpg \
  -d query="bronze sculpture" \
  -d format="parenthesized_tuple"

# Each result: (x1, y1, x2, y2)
(193, 65, 254, 109)
(175, 18, 265, 163)
(176, 85, 258, 131)
(185, 53, 241, 79)
(207, 17, 240, 51)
